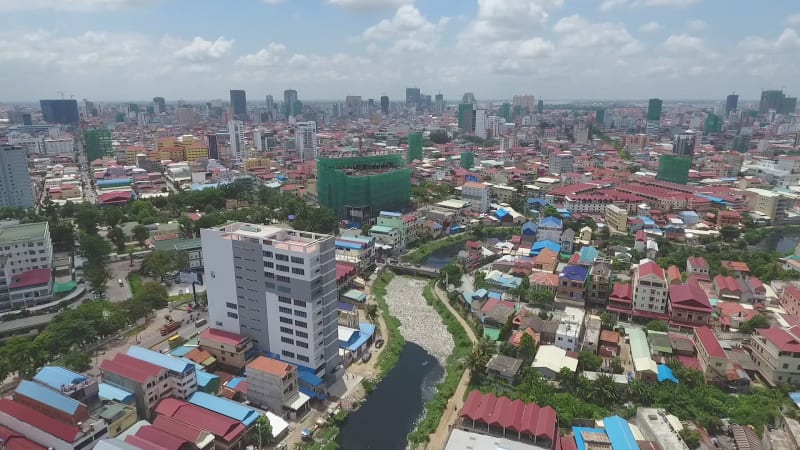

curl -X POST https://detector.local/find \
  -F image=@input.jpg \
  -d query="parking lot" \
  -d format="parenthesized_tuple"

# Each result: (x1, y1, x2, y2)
(105, 260, 141, 302)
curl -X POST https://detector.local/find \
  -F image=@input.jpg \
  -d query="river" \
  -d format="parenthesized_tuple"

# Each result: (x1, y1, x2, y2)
(335, 343, 443, 449)
(421, 240, 464, 269)
(753, 230, 800, 253)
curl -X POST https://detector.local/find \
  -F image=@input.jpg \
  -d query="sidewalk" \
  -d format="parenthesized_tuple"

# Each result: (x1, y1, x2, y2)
(425, 284, 478, 450)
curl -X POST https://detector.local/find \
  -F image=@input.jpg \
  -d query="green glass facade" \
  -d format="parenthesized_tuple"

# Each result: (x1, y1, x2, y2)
(704, 113, 722, 133)
(647, 98, 663, 121)
(84, 128, 113, 161)
(595, 108, 605, 124)
(656, 155, 691, 185)
(407, 132, 423, 162)
(499, 103, 511, 122)
(317, 154, 411, 220)
(460, 152, 475, 170)
(458, 103, 474, 132)
(732, 135, 751, 153)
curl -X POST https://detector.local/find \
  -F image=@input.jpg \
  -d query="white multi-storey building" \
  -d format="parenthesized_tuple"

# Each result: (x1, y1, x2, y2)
(227, 120, 246, 161)
(460, 181, 489, 213)
(549, 152, 574, 176)
(0, 145, 34, 209)
(474, 109, 489, 139)
(295, 121, 317, 162)
(0, 221, 53, 311)
(555, 306, 585, 352)
(43, 138, 74, 155)
(750, 326, 800, 386)
(633, 259, 668, 316)
(202, 223, 340, 377)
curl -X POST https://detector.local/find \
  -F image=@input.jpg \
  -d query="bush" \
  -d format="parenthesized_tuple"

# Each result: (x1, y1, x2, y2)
(407, 283, 474, 445)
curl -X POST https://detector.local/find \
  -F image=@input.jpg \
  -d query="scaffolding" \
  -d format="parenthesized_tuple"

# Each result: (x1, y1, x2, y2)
(317, 153, 411, 221)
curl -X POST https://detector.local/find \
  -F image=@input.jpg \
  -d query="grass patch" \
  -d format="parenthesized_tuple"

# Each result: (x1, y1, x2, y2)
(407, 282, 473, 446)
(372, 272, 405, 379)
(127, 273, 143, 298)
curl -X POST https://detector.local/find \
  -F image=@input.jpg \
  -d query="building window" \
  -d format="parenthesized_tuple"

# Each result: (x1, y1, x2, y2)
(280, 316, 293, 324)
(276, 254, 289, 261)
(295, 320, 307, 328)
(291, 256, 304, 264)
(227, 312, 238, 319)
(263, 251, 273, 258)
(282, 350, 295, 358)
(294, 310, 307, 318)
(280, 327, 294, 335)
(266, 272, 275, 279)
(296, 330, 308, 338)
(278, 296, 292, 304)
(279, 306, 292, 314)
(277, 265, 290, 272)
(297, 354, 309, 362)
(226, 302, 237, 309)
(296, 341, 308, 348)
(281, 336, 294, 345)
(293, 299, 307, 307)
(277, 275, 290, 283)
(264, 262, 274, 268)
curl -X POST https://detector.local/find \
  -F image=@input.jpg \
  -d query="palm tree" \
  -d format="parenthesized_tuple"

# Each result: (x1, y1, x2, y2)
(589, 374, 620, 407)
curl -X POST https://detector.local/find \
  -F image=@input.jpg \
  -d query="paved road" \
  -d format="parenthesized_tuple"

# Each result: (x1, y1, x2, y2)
(426, 284, 478, 450)
(106, 260, 141, 302)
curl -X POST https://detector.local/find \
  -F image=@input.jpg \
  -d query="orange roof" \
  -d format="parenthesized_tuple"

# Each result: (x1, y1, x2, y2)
(599, 330, 620, 344)
(246, 356, 294, 377)
(721, 260, 750, 272)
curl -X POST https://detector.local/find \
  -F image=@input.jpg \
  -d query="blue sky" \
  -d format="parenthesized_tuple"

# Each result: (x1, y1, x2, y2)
(0, 0, 798, 102)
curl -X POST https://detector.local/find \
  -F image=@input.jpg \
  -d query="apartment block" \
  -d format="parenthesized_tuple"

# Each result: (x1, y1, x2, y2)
(202, 223, 340, 377)
(0, 221, 53, 311)
(0, 145, 34, 208)
(100, 353, 170, 419)
(750, 326, 800, 386)
(605, 204, 628, 232)
(633, 260, 668, 318)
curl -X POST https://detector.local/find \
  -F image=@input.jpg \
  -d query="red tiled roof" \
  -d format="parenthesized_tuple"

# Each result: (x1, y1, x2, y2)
(135, 425, 193, 450)
(637, 260, 665, 280)
(695, 327, 727, 359)
(200, 328, 248, 347)
(670, 280, 712, 312)
(687, 255, 709, 269)
(610, 282, 633, 301)
(714, 275, 741, 294)
(0, 399, 79, 443)
(677, 355, 702, 371)
(0, 424, 46, 450)
(561, 435, 578, 450)
(335, 263, 357, 282)
(667, 265, 682, 284)
(599, 330, 620, 344)
(124, 435, 168, 450)
(461, 391, 557, 442)
(721, 260, 750, 272)
(530, 272, 559, 287)
(155, 399, 246, 443)
(101, 353, 164, 384)
(152, 415, 206, 444)
(757, 327, 800, 352)
(481, 298, 516, 314)
(717, 301, 758, 326)
(9, 268, 51, 290)
(247, 356, 294, 377)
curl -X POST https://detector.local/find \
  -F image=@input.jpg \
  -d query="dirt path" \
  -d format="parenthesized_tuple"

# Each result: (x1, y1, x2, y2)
(425, 284, 478, 450)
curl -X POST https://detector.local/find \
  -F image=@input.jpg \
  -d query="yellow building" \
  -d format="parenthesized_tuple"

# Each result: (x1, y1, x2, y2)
(176, 135, 209, 162)
(100, 402, 138, 437)
(605, 204, 629, 232)
(243, 157, 270, 172)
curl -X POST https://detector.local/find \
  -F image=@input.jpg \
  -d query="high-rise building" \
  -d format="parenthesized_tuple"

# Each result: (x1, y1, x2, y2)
(265, 95, 275, 121)
(345, 96, 362, 116)
(407, 132, 422, 162)
(201, 223, 341, 377)
(176, 107, 194, 125)
(434, 94, 444, 114)
(462, 92, 476, 105)
(783, 97, 798, 115)
(732, 135, 751, 153)
(656, 155, 691, 185)
(284, 89, 300, 117)
(647, 98, 663, 121)
(458, 103, 475, 133)
(82, 99, 95, 118)
(153, 97, 166, 115)
(84, 128, 113, 161)
(512, 95, 536, 113)
(574, 122, 589, 145)
(498, 103, 511, 122)
(228, 120, 246, 160)
(460, 151, 475, 170)
(760, 90, 785, 114)
(21, 114, 32, 126)
(726, 94, 738, 116)
(595, 108, 606, 125)
(229, 90, 248, 121)
(0, 221, 53, 311)
(549, 152, 574, 175)
(704, 114, 722, 134)
(672, 131, 697, 158)
(474, 109, 488, 139)
(39, 99, 79, 124)
(295, 121, 317, 162)
(0, 145, 34, 208)
(405, 88, 420, 107)
(380, 96, 389, 115)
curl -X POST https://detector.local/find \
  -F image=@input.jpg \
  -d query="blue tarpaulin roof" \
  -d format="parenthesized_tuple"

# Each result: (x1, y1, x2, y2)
(657, 364, 679, 383)
(496, 209, 509, 219)
(99, 382, 135, 404)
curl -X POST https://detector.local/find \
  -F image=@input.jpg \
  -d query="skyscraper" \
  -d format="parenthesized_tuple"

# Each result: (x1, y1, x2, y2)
(672, 131, 697, 158)
(0, 145, 34, 208)
(704, 114, 722, 134)
(407, 132, 422, 162)
(405, 88, 421, 107)
(458, 103, 475, 133)
(462, 92, 476, 105)
(345, 96, 362, 116)
(84, 128, 113, 161)
(295, 121, 317, 162)
(434, 94, 444, 114)
(656, 155, 691, 185)
(512, 95, 536, 113)
(725, 94, 738, 116)
(760, 90, 785, 114)
(40, 99, 79, 124)
(537, 100, 544, 114)
(646, 98, 663, 136)
(284, 89, 300, 117)
(265, 95, 275, 121)
(229, 90, 248, 121)
(201, 222, 341, 377)
(153, 97, 166, 114)
(228, 120, 246, 160)
(380, 96, 389, 115)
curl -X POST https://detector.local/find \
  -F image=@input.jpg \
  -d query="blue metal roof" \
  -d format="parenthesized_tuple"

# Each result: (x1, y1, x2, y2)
(337, 301, 356, 312)
(196, 370, 219, 388)
(637, 216, 656, 225)
(679, 210, 699, 217)
(169, 346, 194, 357)
(495, 209, 509, 219)
(379, 211, 402, 217)
(522, 221, 537, 235)
(227, 377, 245, 389)
(188, 391, 259, 427)
(33, 366, 86, 391)
(579, 246, 599, 264)
(99, 382, 135, 405)
(335, 240, 363, 250)
(528, 198, 548, 205)
(530, 239, 561, 256)
(540, 216, 562, 228)
(603, 416, 639, 450)
(16, 380, 82, 415)
(127, 346, 195, 375)
(345, 323, 376, 352)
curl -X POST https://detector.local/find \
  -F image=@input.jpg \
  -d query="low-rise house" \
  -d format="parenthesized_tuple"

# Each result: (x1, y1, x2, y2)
(486, 355, 523, 385)
(154, 398, 247, 450)
(13, 380, 89, 426)
(607, 282, 634, 320)
(599, 330, 621, 358)
(126, 346, 198, 400)
(0, 399, 108, 450)
(721, 260, 750, 278)
(555, 307, 585, 352)
(198, 328, 256, 374)
(632, 260, 669, 321)
(686, 256, 710, 281)
(100, 353, 170, 419)
(532, 248, 558, 273)
(669, 278, 712, 328)
(587, 258, 613, 307)
(717, 301, 759, 331)
(459, 390, 558, 449)
(714, 275, 742, 301)
(532, 345, 579, 380)
(556, 265, 589, 305)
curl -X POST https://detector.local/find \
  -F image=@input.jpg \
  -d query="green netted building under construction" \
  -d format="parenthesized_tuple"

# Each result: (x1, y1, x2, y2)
(317, 153, 411, 222)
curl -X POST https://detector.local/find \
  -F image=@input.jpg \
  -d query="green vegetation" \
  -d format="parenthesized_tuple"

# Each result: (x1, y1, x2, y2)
(403, 225, 515, 264)
(407, 283, 473, 446)
(371, 272, 405, 379)
(646, 320, 669, 332)
(738, 314, 771, 334)
(439, 263, 463, 287)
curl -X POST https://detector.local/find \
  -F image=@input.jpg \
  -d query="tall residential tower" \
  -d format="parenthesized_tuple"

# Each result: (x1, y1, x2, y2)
(229, 90, 248, 121)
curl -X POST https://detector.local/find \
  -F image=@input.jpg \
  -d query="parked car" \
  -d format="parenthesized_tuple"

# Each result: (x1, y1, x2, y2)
(362, 351, 372, 363)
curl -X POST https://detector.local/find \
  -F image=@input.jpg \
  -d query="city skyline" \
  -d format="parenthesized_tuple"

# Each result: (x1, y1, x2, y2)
(0, 0, 798, 101)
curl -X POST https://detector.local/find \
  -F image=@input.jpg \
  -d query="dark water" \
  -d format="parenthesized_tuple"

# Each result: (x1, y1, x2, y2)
(422, 241, 464, 269)
(336, 342, 443, 450)
(753, 231, 800, 253)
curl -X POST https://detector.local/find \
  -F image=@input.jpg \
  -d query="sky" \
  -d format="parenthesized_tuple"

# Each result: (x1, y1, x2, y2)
(0, 0, 799, 102)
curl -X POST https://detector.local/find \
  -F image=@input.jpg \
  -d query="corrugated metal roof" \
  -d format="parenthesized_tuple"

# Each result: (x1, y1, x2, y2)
(16, 380, 82, 415)
(127, 346, 195, 375)
(99, 382, 135, 404)
(0, 399, 79, 443)
(33, 366, 87, 391)
(188, 391, 259, 426)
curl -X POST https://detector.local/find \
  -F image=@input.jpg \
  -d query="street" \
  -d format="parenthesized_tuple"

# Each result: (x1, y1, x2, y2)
(105, 260, 141, 302)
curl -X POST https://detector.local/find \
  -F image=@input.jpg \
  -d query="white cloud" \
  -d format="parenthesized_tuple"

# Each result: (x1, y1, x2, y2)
(362, 5, 448, 53)
(601, 0, 698, 10)
(788, 13, 800, 26)
(327, 0, 412, 11)
(262, 0, 286, 4)
(0, 0, 147, 11)
(460, 0, 564, 43)
(234, 42, 286, 67)
(687, 19, 708, 31)
(174, 36, 233, 62)
(662, 34, 708, 53)
(640, 21, 662, 32)
(554, 15, 643, 55)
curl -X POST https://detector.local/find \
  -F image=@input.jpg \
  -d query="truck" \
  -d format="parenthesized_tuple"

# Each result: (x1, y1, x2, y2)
(160, 321, 181, 336)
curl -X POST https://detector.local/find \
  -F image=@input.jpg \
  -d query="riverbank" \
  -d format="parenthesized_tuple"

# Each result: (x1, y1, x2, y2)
(372, 272, 406, 379)
(402, 226, 515, 265)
